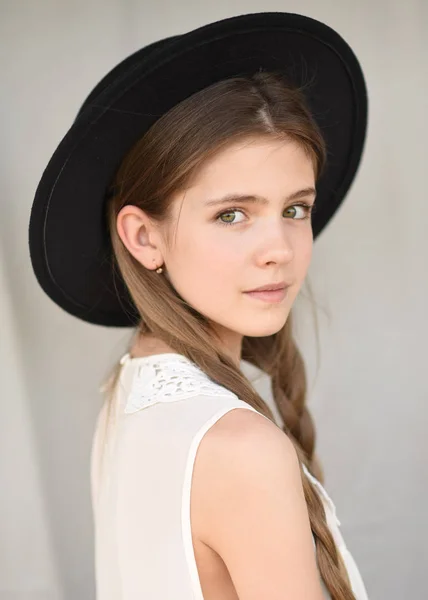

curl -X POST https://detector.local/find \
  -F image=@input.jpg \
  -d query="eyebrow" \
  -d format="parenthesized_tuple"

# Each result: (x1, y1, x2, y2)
(204, 187, 317, 208)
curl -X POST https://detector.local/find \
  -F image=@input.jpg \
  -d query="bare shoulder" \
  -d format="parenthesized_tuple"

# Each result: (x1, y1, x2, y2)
(191, 407, 324, 600)
(195, 407, 298, 477)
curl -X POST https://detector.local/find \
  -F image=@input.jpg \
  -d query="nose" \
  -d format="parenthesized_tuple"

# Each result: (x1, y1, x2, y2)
(254, 220, 295, 267)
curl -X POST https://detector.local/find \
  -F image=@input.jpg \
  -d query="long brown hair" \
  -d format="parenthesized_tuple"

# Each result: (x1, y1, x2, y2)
(102, 71, 356, 599)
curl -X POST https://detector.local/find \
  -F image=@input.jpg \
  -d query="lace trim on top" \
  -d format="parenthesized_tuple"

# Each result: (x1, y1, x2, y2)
(122, 353, 236, 414)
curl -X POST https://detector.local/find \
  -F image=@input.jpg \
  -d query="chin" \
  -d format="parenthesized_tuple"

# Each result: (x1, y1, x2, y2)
(238, 316, 289, 338)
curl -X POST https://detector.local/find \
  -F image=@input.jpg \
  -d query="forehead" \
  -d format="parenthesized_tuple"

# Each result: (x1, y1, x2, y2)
(186, 137, 315, 196)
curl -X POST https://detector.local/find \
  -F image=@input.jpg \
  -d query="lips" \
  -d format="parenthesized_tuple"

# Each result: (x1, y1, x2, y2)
(245, 282, 289, 293)
(243, 286, 289, 303)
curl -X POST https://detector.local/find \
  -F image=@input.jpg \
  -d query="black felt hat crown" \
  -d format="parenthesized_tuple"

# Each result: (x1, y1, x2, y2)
(28, 12, 368, 327)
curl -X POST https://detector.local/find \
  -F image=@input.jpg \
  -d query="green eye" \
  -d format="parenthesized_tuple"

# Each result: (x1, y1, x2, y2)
(284, 204, 314, 219)
(216, 209, 246, 226)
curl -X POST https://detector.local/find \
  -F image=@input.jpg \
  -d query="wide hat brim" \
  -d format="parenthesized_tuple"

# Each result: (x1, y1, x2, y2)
(29, 12, 368, 328)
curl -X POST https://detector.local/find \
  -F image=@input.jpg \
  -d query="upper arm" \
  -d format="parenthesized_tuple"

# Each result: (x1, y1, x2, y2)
(191, 408, 325, 600)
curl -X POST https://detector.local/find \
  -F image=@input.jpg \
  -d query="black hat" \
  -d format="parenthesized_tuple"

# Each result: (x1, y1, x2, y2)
(28, 12, 368, 328)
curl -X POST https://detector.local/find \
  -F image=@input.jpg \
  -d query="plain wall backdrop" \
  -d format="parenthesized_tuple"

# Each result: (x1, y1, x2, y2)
(1, 0, 427, 598)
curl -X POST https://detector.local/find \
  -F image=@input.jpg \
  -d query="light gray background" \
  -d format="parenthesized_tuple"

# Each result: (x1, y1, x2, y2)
(1, 0, 427, 598)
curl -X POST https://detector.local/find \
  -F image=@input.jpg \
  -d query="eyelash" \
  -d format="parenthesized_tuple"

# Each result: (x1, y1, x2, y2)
(214, 202, 316, 227)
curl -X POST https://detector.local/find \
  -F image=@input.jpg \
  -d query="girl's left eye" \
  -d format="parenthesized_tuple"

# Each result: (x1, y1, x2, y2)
(215, 203, 315, 227)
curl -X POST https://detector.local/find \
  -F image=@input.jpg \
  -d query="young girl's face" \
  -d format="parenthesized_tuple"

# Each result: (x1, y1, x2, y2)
(162, 137, 316, 357)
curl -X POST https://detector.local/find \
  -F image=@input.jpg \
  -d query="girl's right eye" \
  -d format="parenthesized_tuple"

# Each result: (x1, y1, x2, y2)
(215, 209, 246, 226)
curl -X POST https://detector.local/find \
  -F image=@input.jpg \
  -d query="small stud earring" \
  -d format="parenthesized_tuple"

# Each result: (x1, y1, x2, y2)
(156, 265, 164, 274)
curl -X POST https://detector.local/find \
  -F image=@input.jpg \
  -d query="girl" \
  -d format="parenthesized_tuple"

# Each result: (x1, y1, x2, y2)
(29, 12, 368, 600)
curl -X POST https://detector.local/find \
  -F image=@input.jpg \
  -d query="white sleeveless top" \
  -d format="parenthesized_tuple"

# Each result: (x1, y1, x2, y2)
(91, 352, 369, 599)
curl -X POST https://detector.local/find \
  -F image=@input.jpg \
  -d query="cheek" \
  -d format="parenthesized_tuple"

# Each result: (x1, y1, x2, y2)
(183, 230, 242, 275)
(297, 239, 313, 278)
(301, 239, 313, 263)
(169, 230, 243, 301)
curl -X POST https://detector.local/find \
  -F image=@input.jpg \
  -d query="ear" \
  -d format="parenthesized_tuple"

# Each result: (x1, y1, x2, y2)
(115, 205, 164, 271)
